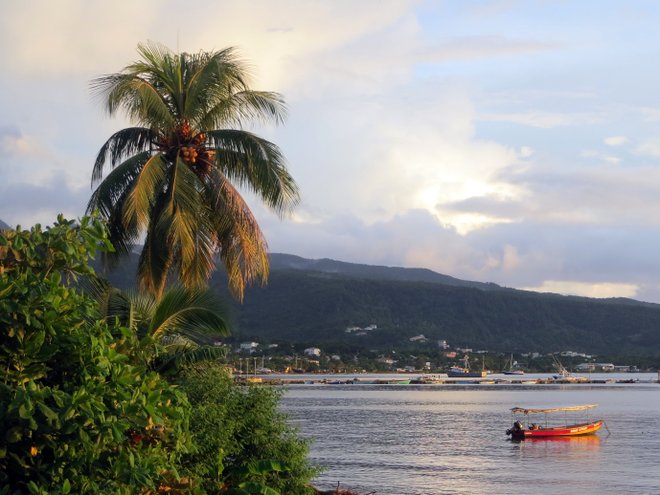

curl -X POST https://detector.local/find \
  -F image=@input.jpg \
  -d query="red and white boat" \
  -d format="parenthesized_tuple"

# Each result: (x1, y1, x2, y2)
(506, 404, 603, 440)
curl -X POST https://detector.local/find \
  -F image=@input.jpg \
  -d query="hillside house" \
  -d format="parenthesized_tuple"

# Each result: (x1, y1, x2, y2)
(304, 347, 321, 357)
(239, 342, 259, 353)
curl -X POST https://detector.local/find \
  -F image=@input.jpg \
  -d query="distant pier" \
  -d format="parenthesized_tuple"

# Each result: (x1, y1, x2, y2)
(234, 374, 654, 386)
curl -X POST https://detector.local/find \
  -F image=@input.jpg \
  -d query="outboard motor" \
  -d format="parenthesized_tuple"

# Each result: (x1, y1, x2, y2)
(506, 420, 524, 438)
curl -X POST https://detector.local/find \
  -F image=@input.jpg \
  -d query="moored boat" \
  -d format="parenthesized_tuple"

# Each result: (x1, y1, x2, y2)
(447, 366, 488, 378)
(502, 354, 525, 375)
(447, 355, 487, 377)
(550, 355, 588, 383)
(506, 404, 603, 440)
(503, 369, 525, 375)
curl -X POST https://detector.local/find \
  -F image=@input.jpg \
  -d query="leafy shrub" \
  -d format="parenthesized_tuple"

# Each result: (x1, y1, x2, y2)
(0, 216, 192, 494)
(176, 365, 321, 494)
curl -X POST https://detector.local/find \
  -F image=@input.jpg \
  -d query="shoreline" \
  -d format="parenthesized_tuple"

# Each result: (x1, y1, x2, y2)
(235, 372, 659, 386)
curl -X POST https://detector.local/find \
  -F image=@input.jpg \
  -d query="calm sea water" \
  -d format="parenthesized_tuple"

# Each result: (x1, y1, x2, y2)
(280, 374, 660, 495)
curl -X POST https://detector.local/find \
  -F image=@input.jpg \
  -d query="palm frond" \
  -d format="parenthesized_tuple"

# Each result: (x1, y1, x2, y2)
(167, 157, 217, 290)
(205, 169, 270, 299)
(185, 48, 252, 124)
(92, 128, 154, 184)
(148, 285, 230, 340)
(122, 154, 167, 232)
(83, 278, 155, 338)
(88, 153, 148, 257)
(199, 90, 286, 130)
(137, 192, 173, 296)
(208, 129, 300, 214)
(152, 342, 228, 375)
(88, 151, 149, 217)
(228, 90, 287, 124)
(82, 276, 124, 319)
(92, 73, 176, 128)
(134, 41, 192, 119)
(136, 157, 214, 295)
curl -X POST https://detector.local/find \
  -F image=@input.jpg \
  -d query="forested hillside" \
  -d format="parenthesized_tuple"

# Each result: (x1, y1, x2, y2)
(99, 253, 660, 355)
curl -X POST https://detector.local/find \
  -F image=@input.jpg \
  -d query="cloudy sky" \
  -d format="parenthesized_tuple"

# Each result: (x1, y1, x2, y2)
(3, 1, 660, 302)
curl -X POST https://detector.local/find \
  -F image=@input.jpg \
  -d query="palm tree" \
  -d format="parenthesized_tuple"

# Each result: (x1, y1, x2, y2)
(88, 42, 299, 299)
(97, 283, 230, 342)
(93, 280, 230, 374)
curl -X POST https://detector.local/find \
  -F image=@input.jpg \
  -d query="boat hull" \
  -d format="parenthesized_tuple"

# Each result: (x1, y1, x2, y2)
(447, 370, 488, 378)
(509, 420, 603, 440)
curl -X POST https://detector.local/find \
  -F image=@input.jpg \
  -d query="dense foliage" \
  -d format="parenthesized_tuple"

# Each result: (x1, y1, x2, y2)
(0, 217, 321, 494)
(176, 365, 319, 494)
(0, 216, 192, 494)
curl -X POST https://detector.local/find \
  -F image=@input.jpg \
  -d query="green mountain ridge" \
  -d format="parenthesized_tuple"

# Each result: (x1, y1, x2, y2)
(267, 253, 502, 290)
(97, 252, 660, 356)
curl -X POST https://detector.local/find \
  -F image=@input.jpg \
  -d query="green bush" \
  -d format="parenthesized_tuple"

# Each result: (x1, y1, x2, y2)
(176, 365, 321, 494)
(0, 216, 192, 494)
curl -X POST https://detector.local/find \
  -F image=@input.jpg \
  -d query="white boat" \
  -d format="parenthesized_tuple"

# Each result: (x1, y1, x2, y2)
(503, 354, 525, 375)
(551, 356, 588, 383)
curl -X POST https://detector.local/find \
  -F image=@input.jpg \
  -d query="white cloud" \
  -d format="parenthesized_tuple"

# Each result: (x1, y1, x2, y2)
(501, 244, 521, 271)
(417, 36, 556, 63)
(0, 1, 418, 92)
(579, 149, 620, 165)
(635, 139, 660, 158)
(604, 135, 628, 146)
(4, 0, 660, 305)
(502, 164, 660, 228)
(639, 106, 660, 122)
(0, 1, 154, 76)
(0, 131, 48, 160)
(479, 111, 604, 128)
(276, 76, 530, 236)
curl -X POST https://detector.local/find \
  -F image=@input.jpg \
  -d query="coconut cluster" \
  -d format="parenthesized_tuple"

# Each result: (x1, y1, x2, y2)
(156, 120, 215, 177)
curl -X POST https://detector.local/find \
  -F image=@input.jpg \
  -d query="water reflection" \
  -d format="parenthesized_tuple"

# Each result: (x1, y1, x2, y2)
(282, 385, 660, 495)
(514, 435, 601, 457)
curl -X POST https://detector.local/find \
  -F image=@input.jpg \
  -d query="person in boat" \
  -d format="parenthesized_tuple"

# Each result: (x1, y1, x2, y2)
(529, 423, 541, 431)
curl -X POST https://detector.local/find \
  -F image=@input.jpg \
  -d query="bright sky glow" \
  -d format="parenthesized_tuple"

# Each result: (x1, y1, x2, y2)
(3, 1, 660, 302)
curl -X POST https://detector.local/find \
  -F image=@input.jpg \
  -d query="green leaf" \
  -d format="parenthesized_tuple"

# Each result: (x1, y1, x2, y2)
(37, 402, 59, 423)
(26, 329, 46, 350)
(251, 459, 286, 474)
(62, 479, 71, 494)
(111, 423, 124, 442)
(237, 481, 280, 495)
(5, 426, 22, 443)
(19, 400, 33, 419)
